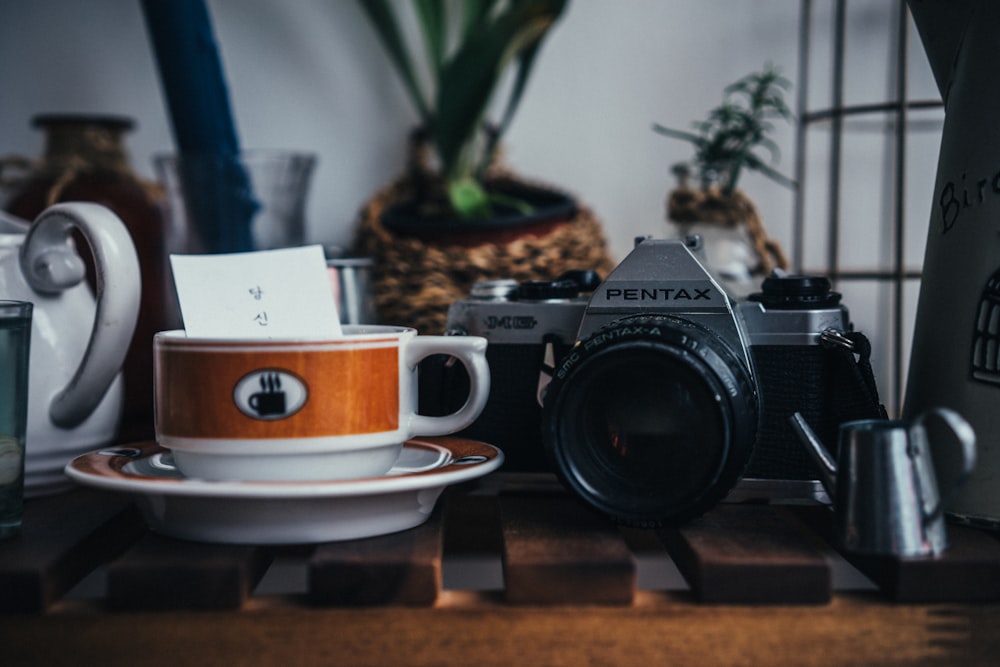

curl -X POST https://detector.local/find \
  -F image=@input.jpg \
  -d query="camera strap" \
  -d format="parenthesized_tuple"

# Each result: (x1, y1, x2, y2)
(821, 329, 888, 422)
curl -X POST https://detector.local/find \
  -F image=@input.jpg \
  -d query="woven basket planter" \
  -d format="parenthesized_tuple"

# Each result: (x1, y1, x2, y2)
(667, 185, 788, 276)
(354, 165, 615, 333)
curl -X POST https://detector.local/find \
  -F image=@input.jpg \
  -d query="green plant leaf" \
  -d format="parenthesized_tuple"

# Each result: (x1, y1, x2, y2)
(355, 0, 432, 123)
(488, 191, 534, 215)
(652, 123, 702, 145)
(654, 64, 795, 194)
(461, 0, 498, 41)
(448, 176, 491, 218)
(414, 0, 446, 79)
(754, 135, 781, 165)
(434, 0, 566, 181)
(478, 0, 569, 177)
(745, 158, 796, 189)
(360, 0, 568, 220)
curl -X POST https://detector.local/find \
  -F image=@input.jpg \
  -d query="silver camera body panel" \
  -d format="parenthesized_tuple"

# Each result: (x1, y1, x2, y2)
(446, 279, 588, 345)
(577, 238, 754, 375)
(738, 300, 850, 347)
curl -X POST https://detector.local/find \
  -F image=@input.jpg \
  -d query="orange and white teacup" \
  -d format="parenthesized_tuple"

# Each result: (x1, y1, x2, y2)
(153, 325, 490, 481)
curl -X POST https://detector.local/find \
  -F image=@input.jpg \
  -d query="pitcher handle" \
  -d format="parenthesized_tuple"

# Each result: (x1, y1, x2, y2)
(911, 407, 977, 523)
(20, 202, 141, 428)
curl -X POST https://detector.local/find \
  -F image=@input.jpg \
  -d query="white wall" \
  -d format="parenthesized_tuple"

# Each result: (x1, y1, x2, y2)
(0, 0, 810, 261)
(0, 0, 943, 412)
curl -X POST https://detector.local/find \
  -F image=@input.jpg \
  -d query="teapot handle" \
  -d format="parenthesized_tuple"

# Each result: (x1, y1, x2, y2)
(20, 202, 141, 428)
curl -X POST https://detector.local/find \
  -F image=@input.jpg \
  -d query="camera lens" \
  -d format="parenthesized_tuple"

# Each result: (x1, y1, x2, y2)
(542, 316, 758, 527)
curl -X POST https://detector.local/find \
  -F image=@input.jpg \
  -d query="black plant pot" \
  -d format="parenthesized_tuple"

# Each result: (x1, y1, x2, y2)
(379, 178, 578, 246)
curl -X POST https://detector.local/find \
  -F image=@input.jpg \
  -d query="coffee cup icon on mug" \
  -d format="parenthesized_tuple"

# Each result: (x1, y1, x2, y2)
(235, 370, 308, 420)
(154, 325, 491, 482)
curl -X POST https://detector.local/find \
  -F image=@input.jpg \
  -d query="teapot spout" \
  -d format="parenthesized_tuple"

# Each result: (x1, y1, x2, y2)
(788, 412, 838, 496)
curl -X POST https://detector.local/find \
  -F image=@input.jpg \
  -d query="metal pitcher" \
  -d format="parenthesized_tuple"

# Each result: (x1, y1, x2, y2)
(789, 409, 976, 556)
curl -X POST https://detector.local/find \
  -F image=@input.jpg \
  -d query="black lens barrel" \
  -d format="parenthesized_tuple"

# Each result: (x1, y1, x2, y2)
(542, 315, 758, 527)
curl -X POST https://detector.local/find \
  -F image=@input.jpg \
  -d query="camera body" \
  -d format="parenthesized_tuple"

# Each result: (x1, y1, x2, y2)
(431, 273, 597, 472)
(435, 238, 882, 525)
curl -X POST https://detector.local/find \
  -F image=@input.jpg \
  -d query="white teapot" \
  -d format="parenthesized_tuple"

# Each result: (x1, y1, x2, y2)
(0, 202, 140, 495)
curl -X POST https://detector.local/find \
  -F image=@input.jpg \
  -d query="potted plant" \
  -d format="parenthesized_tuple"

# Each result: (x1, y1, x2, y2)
(352, 0, 614, 332)
(653, 65, 793, 297)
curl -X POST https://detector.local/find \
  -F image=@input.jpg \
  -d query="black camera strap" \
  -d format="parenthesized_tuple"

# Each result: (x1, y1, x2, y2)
(821, 329, 888, 422)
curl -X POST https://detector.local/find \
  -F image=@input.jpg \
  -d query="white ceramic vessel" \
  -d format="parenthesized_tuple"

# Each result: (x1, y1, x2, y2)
(65, 437, 503, 544)
(154, 325, 491, 482)
(0, 203, 140, 495)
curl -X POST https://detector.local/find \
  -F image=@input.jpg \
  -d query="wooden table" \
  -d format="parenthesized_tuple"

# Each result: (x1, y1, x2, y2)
(2, 473, 1000, 666)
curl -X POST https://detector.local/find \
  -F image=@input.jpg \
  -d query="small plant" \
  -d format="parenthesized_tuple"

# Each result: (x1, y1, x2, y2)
(653, 65, 795, 196)
(356, 0, 569, 220)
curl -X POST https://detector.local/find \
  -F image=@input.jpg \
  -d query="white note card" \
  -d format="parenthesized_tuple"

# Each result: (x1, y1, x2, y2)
(171, 245, 343, 339)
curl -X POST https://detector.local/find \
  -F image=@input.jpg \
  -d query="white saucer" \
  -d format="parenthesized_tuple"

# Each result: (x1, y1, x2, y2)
(65, 438, 503, 544)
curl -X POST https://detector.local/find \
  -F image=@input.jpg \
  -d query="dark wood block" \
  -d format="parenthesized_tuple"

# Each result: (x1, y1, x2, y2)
(659, 504, 831, 604)
(499, 494, 635, 605)
(789, 505, 1000, 602)
(0, 488, 145, 612)
(107, 533, 273, 610)
(442, 493, 502, 554)
(842, 524, 1000, 603)
(307, 506, 445, 606)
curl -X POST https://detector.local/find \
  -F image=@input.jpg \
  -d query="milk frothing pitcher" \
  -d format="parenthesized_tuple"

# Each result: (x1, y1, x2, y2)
(790, 408, 976, 556)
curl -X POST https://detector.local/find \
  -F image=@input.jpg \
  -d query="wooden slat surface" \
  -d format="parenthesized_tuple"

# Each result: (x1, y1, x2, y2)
(2, 594, 994, 667)
(0, 488, 144, 612)
(659, 504, 832, 603)
(107, 533, 273, 610)
(3, 482, 1000, 666)
(499, 493, 635, 604)
(789, 506, 1000, 602)
(308, 505, 446, 606)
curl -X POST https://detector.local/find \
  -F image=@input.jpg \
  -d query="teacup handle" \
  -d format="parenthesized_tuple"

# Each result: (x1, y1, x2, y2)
(405, 336, 490, 437)
(20, 202, 141, 428)
(911, 407, 977, 522)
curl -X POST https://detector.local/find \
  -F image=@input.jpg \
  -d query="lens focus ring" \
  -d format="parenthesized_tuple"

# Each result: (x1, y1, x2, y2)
(542, 315, 758, 527)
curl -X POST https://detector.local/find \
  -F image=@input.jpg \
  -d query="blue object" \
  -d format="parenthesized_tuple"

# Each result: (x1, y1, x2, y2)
(140, 0, 256, 252)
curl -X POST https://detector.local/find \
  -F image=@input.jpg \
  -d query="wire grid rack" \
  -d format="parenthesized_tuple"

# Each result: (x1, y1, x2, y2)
(791, 0, 943, 415)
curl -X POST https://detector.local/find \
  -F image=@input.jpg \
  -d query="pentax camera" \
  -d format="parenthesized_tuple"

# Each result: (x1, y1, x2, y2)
(432, 238, 883, 526)
(423, 270, 601, 472)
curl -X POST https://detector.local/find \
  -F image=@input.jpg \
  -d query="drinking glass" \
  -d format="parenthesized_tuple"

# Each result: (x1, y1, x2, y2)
(0, 301, 32, 538)
(154, 150, 317, 254)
